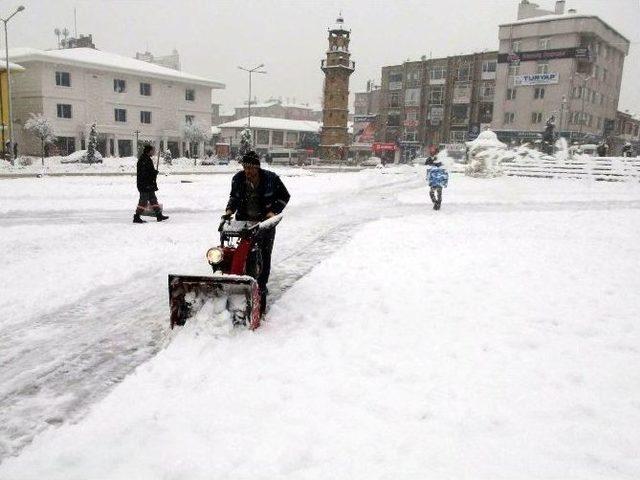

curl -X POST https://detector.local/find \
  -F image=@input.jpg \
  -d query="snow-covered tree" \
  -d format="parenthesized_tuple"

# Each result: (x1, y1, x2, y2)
(24, 113, 56, 166)
(86, 122, 98, 164)
(238, 128, 253, 159)
(182, 120, 209, 165)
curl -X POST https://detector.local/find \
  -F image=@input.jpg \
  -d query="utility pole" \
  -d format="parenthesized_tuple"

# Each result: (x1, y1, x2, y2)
(2, 5, 26, 165)
(237, 64, 266, 132)
(134, 129, 140, 155)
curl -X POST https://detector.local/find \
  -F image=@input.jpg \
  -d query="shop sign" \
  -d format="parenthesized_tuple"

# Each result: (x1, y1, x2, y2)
(513, 72, 559, 86)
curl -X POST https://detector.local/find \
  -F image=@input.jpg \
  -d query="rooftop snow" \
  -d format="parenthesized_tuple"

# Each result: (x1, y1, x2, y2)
(500, 13, 630, 43)
(218, 116, 322, 133)
(7, 47, 225, 89)
(0, 61, 25, 72)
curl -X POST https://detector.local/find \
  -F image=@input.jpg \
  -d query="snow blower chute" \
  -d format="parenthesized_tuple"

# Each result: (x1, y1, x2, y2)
(168, 215, 282, 330)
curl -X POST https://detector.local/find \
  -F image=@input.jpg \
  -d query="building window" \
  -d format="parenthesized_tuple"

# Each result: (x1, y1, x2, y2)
(482, 60, 497, 73)
(508, 64, 520, 76)
(511, 40, 521, 52)
(114, 108, 127, 122)
(286, 131, 298, 144)
(534, 87, 545, 99)
(185, 88, 196, 101)
(56, 103, 72, 119)
(140, 82, 152, 96)
(536, 61, 549, 74)
(506, 88, 517, 100)
(504, 112, 515, 124)
(256, 130, 269, 145)
(450, 130, 466, 143)
(387, 112, 401, 127)
(538, 38, 550, 50)
(405, 88, 420, 106)
(140, 111, 152, 124)
(405, 131, 417, 142)
(457, 64, 471, 81)
(597, 117, 602, 130)
(406, 110, 418, 121)
(55, 71, 71, 87)
(429, 86, 444, 104)
(185, 115, 195, 124)
(389, 92, 401, 108)
(451, 104, 469, 123)
(531, 112, 543, 124)
(430, 65, 447, 80)
(482, 83, 495, 100)
(602, 69, 608, 83)
(388, 72, 403, 90)
(272, 131, 284, 146)
(480, 103, 493, 123)
(113, 79, 126, 93)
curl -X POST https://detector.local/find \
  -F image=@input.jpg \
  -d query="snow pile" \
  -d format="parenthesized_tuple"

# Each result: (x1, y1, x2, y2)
(464, 130, 508, 178)
(2, 193, 640, 478)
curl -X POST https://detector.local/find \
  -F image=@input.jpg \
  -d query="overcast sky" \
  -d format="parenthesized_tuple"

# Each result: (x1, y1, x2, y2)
(7, 0, 640, 113)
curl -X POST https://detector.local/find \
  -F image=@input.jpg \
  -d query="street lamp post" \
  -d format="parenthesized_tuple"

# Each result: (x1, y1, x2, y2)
(2, 5, 25, 165)
(237, 64, 266, 131)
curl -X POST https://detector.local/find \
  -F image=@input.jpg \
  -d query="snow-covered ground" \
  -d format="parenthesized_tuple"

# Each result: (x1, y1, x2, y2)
(1, 169, 639, 479)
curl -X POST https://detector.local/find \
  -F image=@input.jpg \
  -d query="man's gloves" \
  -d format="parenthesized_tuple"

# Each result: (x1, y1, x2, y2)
(221, 213, 232, 221)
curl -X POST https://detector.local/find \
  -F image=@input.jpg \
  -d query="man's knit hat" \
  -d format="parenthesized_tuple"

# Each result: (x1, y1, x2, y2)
(242, 151, 260, 166)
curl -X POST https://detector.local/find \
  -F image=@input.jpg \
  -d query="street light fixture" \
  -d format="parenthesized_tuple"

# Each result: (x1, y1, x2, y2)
(2, 5, 26, 165)
(237, 64, 267, 131)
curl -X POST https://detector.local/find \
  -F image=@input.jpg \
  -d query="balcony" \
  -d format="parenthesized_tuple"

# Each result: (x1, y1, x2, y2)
(321, 58, 356, 72)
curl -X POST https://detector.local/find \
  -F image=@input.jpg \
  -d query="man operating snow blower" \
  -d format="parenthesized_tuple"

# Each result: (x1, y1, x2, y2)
(223, 150, 290, 313)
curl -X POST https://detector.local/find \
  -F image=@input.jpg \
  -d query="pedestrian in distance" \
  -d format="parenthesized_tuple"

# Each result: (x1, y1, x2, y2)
(222, 150, 290, 314)
(133, 144, 169, 223)
(427, 159, 449, 211)
(622, 142, 634, 158)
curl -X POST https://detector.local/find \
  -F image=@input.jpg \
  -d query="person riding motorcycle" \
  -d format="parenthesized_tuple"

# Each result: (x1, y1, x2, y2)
(223, 151, 290, 314)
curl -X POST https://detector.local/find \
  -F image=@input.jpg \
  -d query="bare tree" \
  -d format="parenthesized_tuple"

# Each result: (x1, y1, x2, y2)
(24, 113, 56, 166)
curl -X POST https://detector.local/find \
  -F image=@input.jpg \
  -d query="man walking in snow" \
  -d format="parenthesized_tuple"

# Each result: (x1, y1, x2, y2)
(133, 145, 169, 223)
(427, 160, 449, 211)
(223, 150, 290, 314)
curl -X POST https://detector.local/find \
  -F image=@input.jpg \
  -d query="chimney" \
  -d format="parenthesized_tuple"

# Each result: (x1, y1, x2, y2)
(555, 0, 565, 14)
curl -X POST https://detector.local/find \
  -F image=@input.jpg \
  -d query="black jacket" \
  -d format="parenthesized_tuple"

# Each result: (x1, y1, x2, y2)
(137, 154, 158, 192)
(226, 169, 290, 221)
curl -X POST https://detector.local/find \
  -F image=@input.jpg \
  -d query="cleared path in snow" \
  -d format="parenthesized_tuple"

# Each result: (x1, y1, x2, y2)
(0, 170, 418, 461)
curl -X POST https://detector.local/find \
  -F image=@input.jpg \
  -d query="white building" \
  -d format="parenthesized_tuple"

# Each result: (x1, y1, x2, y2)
(9, 47, 224, 157)
(218, 116, 322, 153)
(492, 1, 630, 143)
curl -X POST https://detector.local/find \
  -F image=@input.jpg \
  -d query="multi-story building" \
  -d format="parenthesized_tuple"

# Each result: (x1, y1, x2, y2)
(492, 0, 630, 143)
(613, 110, 640, 154)
(9, 47, 223, 157)
(353, 82, 381, 150)
(377, 51, 498, 160)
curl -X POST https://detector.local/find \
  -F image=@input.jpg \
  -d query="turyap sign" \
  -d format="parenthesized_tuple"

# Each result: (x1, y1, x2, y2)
(513, 72, 559, 86)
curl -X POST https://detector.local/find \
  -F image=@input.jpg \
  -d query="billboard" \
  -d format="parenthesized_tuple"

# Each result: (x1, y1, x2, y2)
(513, 73, 559, 86)
(498, 47, 591, 64)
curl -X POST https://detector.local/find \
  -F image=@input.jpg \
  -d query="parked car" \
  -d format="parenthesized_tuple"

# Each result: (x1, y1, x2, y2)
(201, 155, 218, 166)
(60, 150, 104, 164)
(217, 156, 230, 165)
(360, 156, 382, 167)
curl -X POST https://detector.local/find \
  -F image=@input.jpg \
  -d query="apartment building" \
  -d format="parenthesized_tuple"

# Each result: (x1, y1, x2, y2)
(492, 0, 630, 143)
(9, 47, 224, 157)
(377, 51, 498, 160)
(233, 99, 320, 122)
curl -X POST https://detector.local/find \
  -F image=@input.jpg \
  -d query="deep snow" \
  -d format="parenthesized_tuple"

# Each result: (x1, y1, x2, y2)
(1, 168, 639, 479)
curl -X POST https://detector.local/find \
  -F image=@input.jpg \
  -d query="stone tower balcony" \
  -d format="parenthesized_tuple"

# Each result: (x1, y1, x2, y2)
(321, 58, 355, 73)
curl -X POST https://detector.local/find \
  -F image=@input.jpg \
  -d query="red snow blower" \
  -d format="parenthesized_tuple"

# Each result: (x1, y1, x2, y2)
(168, 214, 282, 330)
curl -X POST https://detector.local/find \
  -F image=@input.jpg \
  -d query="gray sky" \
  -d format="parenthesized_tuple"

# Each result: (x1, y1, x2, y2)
(7, 0, 640, 113)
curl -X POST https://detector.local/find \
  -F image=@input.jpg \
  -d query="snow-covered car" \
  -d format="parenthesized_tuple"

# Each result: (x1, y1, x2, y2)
(217, 157, 230, 165)
(360, 156, 382, 167)
(201, 156, 218, 166)
(60, 150, 104, 164)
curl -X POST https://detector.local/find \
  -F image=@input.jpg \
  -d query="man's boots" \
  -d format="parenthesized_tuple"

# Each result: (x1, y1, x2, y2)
(156, 212, 169, 222)
(133, 214, 146, 223)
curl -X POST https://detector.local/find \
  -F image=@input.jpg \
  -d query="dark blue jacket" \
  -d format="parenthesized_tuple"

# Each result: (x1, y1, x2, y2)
(226, 169, 290, 221)
(136, 154, 158, 192)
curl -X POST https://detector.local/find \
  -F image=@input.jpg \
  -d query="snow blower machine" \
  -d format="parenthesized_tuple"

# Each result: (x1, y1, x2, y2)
(168, 214, 282, 330)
